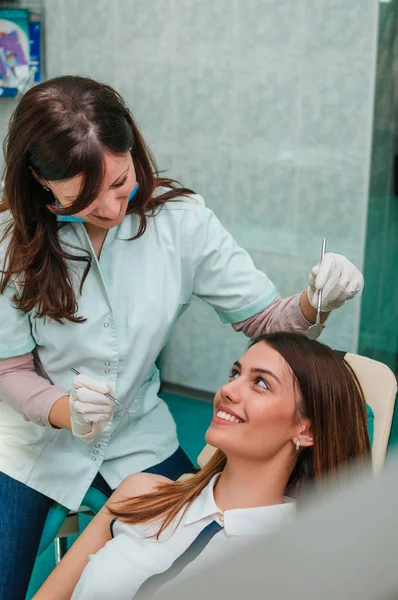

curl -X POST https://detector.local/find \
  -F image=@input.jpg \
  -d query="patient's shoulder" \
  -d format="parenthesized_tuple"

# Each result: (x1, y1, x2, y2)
(112, 472, 173, 501)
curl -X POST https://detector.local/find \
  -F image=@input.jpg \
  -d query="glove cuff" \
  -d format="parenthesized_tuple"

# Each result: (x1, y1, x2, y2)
(306, 286, 333, 313)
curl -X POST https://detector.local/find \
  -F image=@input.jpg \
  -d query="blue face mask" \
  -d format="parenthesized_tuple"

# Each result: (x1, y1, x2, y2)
(56, 182, 139, 223)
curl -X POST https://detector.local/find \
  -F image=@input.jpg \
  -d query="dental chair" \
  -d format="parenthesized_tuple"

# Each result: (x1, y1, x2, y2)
(343, 352, 397, 472)
(37, 351, 397, 563)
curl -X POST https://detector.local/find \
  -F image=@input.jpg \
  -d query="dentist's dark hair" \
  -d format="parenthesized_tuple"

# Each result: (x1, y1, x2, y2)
(0, 75, 193, 323)
(108, 332, 371, 538)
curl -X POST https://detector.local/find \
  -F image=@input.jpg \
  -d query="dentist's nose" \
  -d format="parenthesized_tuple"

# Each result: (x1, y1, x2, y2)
(94, 193, 122, 219)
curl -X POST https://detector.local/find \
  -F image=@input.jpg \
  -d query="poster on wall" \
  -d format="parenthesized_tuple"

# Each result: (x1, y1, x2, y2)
(0, 7, 42, 98)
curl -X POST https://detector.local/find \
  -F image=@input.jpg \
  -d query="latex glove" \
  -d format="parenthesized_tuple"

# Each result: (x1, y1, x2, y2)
(307, 253, 364, 312)
(70, 374, 115, 444)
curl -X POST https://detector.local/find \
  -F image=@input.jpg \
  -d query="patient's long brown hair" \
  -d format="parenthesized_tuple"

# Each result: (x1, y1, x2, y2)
(109, 333, 371, 538)
(0, 76, 193, 323)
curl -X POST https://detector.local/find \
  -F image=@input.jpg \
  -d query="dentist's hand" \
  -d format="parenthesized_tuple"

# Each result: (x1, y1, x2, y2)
(307, 253, 364, 312)
(70, 374, 115, 444)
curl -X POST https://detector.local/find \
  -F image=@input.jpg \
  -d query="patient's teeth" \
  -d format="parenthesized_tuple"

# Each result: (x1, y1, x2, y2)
(216, 410, 242, 423)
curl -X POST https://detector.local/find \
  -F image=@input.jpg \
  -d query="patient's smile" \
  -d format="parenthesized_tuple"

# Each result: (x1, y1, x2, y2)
(214, 406, 245, 425)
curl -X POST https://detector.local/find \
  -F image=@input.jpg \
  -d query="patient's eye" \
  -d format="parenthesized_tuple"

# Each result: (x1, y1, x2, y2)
(229, 368, 239, 381)
(255, 377, 269, 390)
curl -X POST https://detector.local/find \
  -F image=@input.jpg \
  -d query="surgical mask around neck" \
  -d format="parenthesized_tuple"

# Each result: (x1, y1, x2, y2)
(56, 182, 139, 223)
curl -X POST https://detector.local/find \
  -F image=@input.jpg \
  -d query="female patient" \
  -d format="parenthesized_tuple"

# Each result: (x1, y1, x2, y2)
(35, 332, 371, 600)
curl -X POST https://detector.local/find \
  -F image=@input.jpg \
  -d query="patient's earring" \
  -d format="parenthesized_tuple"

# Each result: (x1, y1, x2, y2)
(295, 439, 301, 452)
(42, 186, 50, 192)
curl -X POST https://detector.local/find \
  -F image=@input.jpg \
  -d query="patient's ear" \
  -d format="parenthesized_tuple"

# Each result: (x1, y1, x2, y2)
(297, 420, 314, 449)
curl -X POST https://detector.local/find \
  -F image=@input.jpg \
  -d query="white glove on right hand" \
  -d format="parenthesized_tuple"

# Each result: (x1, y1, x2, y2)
(70, 374, 115, 444)
(307, 252, 364, 312)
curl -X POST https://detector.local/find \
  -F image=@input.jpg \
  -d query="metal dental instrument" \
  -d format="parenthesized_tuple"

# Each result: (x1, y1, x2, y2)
(307, 239, 327, 340)
(70, 367, 125, 409)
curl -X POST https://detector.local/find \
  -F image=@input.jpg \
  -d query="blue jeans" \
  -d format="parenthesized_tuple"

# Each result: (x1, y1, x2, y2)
(0, 447, 194, 600)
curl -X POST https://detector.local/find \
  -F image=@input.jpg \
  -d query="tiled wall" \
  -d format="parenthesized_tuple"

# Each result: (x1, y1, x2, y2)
(359, 1, 398, 371)
(0, 99, 16, 172)
(0, 0, 379, 393)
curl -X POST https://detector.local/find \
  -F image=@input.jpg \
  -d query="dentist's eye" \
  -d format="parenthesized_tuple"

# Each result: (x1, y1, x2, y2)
(111, 177, 128, 189)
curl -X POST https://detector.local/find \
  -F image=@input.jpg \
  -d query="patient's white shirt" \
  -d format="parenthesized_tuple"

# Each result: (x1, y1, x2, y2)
(72, 476, 295, 599)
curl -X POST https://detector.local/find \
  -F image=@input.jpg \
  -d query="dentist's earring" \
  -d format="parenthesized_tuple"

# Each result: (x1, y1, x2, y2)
(42, 186, 50, 192)
(295, 439, 301, 452)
